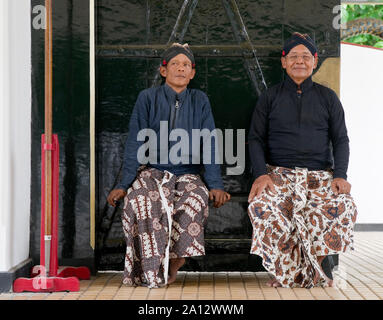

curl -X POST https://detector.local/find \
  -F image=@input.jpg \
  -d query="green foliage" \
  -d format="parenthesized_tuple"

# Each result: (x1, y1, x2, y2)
(342, 4, 383, 22)
(342, 4, 383, 48)
(345, 34, 383, 47)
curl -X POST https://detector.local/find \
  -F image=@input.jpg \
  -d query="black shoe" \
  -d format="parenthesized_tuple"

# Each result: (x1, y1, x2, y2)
(321, 256, 333, 280)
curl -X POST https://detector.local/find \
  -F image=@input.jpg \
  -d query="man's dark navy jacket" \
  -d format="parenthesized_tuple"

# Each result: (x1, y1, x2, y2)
(117, 83, 224, 191)
(248, 75, 350, 180)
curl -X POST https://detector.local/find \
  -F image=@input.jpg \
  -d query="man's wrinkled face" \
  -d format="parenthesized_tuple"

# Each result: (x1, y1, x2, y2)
(281, 44, 318, 82)
(160, 53, 196, 92)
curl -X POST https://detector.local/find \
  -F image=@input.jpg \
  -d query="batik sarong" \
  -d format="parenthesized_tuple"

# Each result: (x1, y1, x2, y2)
(248, 165, 358, 288)
(121, 167, 209, 288)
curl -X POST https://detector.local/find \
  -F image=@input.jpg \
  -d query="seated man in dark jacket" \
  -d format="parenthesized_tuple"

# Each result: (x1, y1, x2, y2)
(108, 43, 230, 288)
(247, 33, 358, 288)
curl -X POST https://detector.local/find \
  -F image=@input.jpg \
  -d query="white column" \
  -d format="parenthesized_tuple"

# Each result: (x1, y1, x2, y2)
(0, 0, 12, 272)
(0, 0, 31, 272)
(341, 43, 383, 224)
(10, 0, 32, 268)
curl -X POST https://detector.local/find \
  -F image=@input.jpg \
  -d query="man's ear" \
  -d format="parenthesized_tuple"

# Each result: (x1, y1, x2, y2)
(313, 56, 318, 69)
(281, 57, 287, 69)
(159, 66, 167, 78)
(190, 68, 196, 80)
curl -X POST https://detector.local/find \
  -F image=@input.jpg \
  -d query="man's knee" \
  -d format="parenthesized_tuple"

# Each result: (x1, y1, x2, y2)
(325, 192, 357, 212)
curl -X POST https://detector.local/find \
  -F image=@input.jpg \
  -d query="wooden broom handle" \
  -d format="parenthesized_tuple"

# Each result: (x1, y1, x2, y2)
(45, 0, 52, 236)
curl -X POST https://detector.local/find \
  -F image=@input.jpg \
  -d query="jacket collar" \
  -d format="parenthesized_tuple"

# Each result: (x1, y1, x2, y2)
(163, 83, 188, 102)
(284, 74, 313, 93)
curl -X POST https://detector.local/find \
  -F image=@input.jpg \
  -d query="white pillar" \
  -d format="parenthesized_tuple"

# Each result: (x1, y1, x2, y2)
(0, 0, 31, 272)
(341, 43, 383, 224)
(0, 0, 12, 272)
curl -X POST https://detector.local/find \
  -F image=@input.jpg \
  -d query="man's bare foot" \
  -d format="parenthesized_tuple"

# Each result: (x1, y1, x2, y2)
(266, 278, 282, 287)
(168, 258, 185, 285)
(314, 269, 334, 287)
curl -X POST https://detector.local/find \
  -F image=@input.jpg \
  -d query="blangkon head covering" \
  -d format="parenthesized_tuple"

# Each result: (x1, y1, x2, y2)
(161, 43, 196, 68)
(282, 32, 318, 57)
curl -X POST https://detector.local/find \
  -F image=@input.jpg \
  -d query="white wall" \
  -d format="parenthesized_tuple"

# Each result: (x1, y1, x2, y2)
(341, 43, 383, 224)
(0, 0, 31, 271)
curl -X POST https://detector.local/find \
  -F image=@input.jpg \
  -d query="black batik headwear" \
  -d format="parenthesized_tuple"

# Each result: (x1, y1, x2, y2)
(282, 32, 318, 57)
(161, 43, 196, 68)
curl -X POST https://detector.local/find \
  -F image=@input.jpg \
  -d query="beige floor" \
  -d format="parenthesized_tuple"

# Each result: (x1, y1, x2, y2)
(1, 232, 382, 300)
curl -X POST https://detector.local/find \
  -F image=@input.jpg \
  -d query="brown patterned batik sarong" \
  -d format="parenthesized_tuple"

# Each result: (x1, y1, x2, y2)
(248, 165, 358, 288)
(121, 167, 209, 288)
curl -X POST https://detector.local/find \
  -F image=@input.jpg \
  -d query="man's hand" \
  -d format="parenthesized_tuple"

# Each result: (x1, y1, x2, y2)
(248, 174, 276, 202)
(107, 189, 127, 207)
(331, 178, 351, 195)
(209, 189, 231, 208)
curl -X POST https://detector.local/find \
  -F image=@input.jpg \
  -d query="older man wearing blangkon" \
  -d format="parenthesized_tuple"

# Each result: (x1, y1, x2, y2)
(247, 33, 358, 288)
(107, 43, 230, 288)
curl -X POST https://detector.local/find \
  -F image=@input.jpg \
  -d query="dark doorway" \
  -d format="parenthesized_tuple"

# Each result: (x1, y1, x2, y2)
(94, 0, 340, 271)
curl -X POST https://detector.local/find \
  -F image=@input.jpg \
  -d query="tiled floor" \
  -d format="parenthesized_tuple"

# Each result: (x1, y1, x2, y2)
(1, 232, 382, 300)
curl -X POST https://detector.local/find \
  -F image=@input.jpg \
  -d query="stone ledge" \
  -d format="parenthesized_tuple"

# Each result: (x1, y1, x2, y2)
(0, 258, 33, 293)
